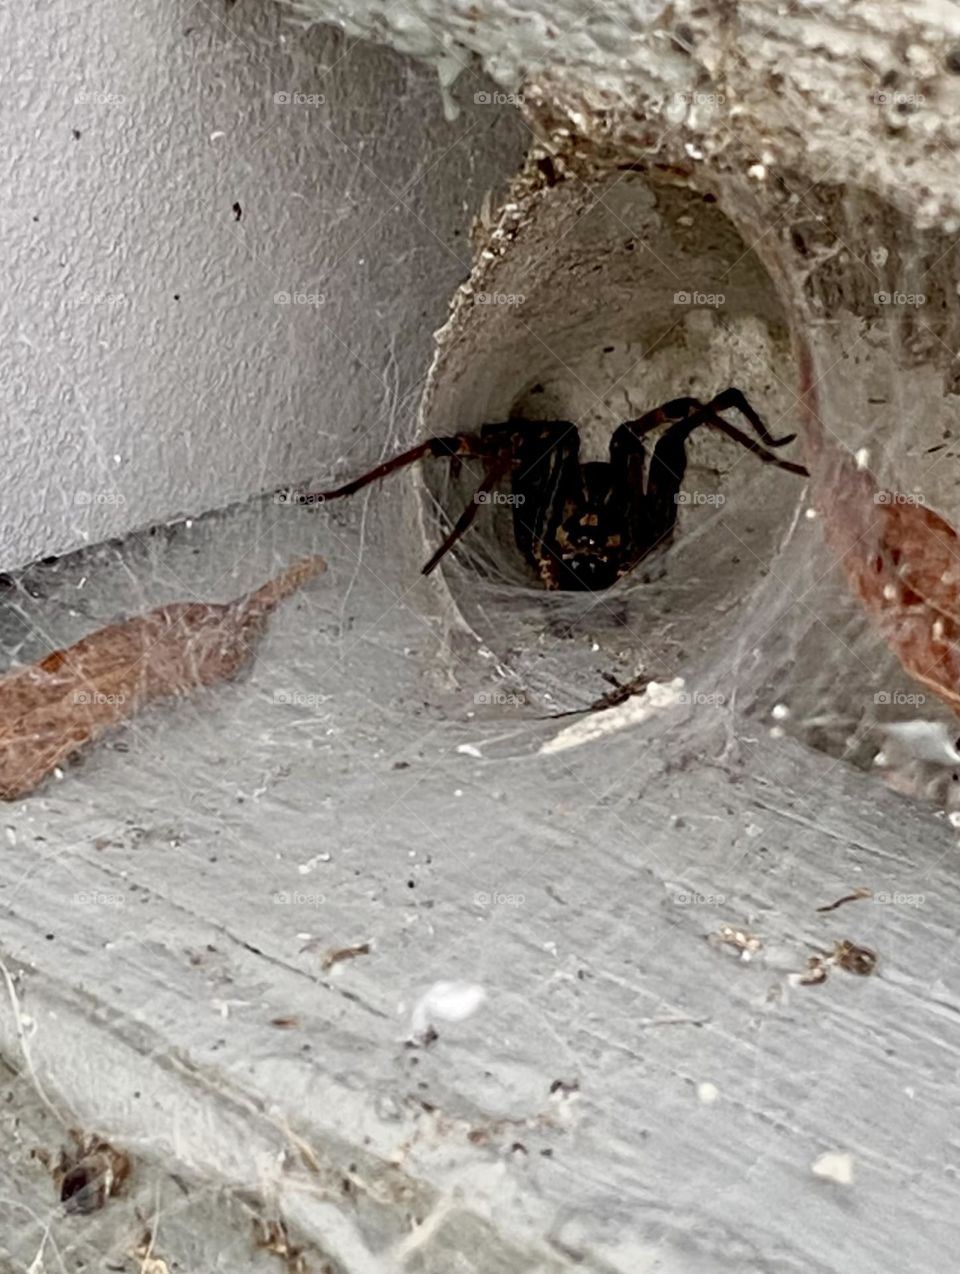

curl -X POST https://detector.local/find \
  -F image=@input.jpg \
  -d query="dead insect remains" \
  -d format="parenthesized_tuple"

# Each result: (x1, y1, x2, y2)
(288, 389, 807, 590)
(42, 1130, 131, 1215)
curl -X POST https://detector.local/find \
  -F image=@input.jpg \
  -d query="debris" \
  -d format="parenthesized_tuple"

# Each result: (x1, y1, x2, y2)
(44, 1131, 131, 1215)
(549, 1078, 579, 1098)
(796, 956, 829, 986)
(320, 942, 371, 972)
(712, 924, 763, 961)
(130, 1229, 172, 1274)
(795, 939, 878, 986)
(253, 1217, 310, 1274)
(831, 939, 878, 976)
(541, 677, 684, 754)
(816, 888, 872, 913)
(409, 980, 486, 1040)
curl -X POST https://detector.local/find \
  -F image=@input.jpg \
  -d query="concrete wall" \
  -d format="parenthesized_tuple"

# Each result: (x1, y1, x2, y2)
(0, 0, 522, 570)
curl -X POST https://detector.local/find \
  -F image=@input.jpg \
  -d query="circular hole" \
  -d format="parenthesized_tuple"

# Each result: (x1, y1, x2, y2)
(418, 172, 806, 709)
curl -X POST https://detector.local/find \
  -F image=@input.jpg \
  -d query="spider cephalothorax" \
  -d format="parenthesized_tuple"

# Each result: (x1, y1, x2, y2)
(291, 388, 808, 591)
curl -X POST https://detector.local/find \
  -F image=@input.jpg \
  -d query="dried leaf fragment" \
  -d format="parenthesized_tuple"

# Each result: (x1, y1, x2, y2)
(0, 556, 325, 799)
(815, 449, 960, 716)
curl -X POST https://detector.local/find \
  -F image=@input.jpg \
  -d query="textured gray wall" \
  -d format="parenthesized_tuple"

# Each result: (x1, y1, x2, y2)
(0, 0, 522, 570)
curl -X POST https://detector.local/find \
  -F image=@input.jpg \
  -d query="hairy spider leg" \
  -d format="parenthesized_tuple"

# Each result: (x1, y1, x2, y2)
(420, 450, 515, 575)
(618, 390, 807, 462)
(295, 431, 499, 504)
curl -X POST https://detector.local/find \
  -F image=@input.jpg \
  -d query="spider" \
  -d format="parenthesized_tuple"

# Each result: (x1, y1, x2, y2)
(292, 388, 808, 591)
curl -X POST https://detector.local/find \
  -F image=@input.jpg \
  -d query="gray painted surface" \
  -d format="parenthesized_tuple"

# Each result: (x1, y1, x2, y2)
(0, 474, 958, 1271)
(0, 1, 522, 570)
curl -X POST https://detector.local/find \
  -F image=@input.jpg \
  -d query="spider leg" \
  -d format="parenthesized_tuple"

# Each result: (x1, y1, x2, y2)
(705, 386, 798, 449)
(421, 452, 513, 576)
(618, 390, 805, 461)
(690, 412, 809, 476)
(293, 432, 491, 504)
(641, 400, 808, 548)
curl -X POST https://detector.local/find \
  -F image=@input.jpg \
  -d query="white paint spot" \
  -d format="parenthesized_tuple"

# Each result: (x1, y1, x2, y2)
(883, 584, 898, 601)
(748, 163, 766, 180)
(805, 507, 817, 519)
(410, 981, 486, 1037)
(457, 743, 483, 758)
(771, 703, 790, 720)
(697, 1081, 719, 1104)
(812, 1150, 855, 1185)
(855, 447, 870, 469)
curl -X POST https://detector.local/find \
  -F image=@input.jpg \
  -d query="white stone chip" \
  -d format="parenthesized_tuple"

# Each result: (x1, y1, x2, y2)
(812, 1151, 855, 1184)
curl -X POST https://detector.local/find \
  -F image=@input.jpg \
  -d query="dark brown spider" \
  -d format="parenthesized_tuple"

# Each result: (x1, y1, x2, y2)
(291, 388, 808, 591)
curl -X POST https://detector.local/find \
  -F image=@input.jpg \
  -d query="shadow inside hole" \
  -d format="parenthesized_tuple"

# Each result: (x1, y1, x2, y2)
(419, 172, 809, 709)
